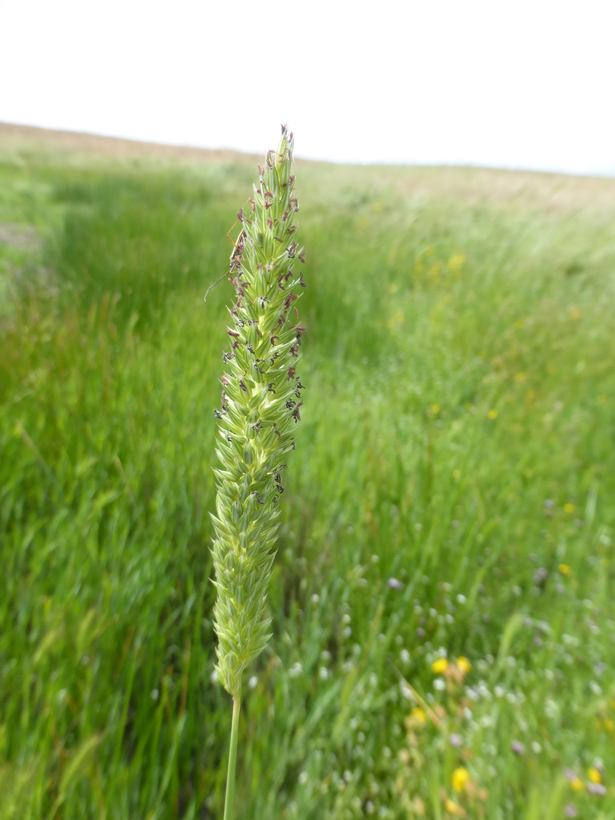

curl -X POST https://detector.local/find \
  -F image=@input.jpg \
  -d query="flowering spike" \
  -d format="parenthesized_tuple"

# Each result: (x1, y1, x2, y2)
(212, 126, 305, 696)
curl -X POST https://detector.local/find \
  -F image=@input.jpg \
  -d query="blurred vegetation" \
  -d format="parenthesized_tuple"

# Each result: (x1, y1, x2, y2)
(1, 140, 615, 819)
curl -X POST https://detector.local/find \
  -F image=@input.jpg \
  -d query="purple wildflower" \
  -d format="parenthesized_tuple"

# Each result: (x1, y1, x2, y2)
(388, 578, 403, 590)
(587, 783, 606, 796)
(511, 740, 524, 755)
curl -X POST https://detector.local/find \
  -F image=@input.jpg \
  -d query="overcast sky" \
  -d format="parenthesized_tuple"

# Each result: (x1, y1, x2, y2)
(1, 0, 614, 175)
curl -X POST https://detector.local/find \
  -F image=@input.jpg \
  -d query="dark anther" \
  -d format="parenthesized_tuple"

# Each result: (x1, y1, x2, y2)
(296, 325, 306, 337)
(267, 383, 276, 393)
(290, 344, 299, 357)
(298, 272, 307, 287)
(298, 251, 306, 264)
(227, 328, 240, 338)
(270, 335, 280, 345)
(292, 402, 303, 422)
(288, 366, 296, 380)
(237, 207, 244, 222)
(227, 434, 232, 442)
(221, 374, 229, 386)
(239, 379, 247, 392)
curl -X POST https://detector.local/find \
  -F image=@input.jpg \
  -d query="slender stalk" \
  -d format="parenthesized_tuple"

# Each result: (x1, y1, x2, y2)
(223, 689, 242, 820)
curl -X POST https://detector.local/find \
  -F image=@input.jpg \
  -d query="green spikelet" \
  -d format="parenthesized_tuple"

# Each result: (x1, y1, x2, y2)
(212, 125, 305, 697)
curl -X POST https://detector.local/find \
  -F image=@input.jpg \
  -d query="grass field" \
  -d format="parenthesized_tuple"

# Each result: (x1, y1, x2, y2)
(1, 125, 615, 819)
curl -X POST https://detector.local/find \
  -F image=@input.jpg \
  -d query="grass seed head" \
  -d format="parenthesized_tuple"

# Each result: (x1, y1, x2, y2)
(212, 126, 305, 696)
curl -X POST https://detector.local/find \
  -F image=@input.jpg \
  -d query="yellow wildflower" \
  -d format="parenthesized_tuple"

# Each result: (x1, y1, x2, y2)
(457, 657, 472, 675)
(515, 372, 527, 382)
(451, 767, 470, 793)
(570, 308, 581, 320)
(571, 777, 585, 791)
(444, 798, 464, 816)
(411, 707, 427, 724)
(452, 469, 461, 480)
(588, 768, 602, 784)
(388, 283, 398, 294)
(432, 658, 449, 674)
(431, 404, 441, 415)
(605, 718, 614, 732)
(558, 564, 571, 575)
(487, 409, 498, 420)
(563, 503, 575, 513)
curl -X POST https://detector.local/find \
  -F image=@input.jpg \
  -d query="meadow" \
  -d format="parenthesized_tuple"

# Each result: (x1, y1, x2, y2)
(1, 126, 614, 819)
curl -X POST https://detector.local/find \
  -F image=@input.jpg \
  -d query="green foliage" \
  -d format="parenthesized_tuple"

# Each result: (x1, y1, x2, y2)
(1, 141, 615, 819)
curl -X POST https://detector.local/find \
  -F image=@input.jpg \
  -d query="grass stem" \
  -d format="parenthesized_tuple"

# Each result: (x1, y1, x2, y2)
(223, 689, 242, 820)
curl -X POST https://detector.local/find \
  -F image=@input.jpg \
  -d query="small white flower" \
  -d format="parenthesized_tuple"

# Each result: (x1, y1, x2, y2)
(151, 688, 160, 700)
(311, 594, 320, 604)
(298, 771, 309, 785)
(457, 594, 467, 604)
(531, 741, 542, 754)
(289, 662, 303, 678)
(248, 675, 258, 690)
(433, 677, 446, 691)
(319, 666, 329, 681)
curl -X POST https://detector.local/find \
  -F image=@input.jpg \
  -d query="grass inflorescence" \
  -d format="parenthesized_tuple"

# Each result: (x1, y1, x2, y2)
(0, 132, 614, 819)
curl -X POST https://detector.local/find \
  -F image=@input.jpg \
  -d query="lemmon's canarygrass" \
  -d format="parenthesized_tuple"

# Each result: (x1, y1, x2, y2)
(211, 125, 305, 819)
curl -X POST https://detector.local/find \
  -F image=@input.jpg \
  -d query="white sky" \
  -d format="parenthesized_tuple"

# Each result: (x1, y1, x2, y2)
(1, 0, 614, 175)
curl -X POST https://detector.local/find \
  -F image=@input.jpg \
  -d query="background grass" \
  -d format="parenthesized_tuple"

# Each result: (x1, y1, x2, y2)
(1, 132, 615, 819)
